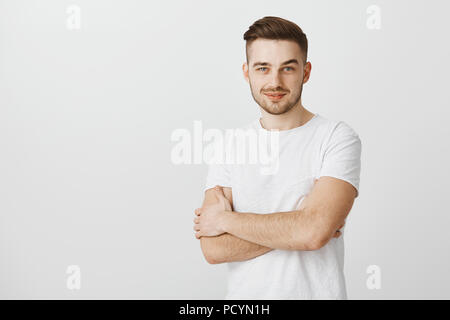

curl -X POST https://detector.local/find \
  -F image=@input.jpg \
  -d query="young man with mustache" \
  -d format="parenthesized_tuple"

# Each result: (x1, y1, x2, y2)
(194, 16, 362, 300)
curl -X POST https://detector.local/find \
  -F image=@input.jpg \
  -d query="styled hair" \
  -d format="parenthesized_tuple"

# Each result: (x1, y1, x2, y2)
(243, 16, 308, 63)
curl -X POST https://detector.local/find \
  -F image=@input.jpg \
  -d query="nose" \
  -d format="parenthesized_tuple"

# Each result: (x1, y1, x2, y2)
(268, 70, 282, 87)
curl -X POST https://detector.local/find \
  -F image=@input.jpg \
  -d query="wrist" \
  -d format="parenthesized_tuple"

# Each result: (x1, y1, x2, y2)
(219, 210, 234, 233)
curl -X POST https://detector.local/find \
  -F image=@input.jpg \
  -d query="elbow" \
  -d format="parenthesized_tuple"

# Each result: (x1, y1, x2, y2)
(293, 228, 329, 251)
(307, 225, 338, 250)
(200, 239, 225, 264)
(306, 234, 328, 251)
(292, 213, 333, 250)
(293, 237, 325, 251)
(204, 253, 222, 264)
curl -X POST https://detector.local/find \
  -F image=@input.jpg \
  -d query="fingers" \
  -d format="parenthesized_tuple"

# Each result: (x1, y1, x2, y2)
(213, 186, 226, 201)
(193, 211, 201, 238)
(214, 186, 231, 209)
(337, 221, 346, 230)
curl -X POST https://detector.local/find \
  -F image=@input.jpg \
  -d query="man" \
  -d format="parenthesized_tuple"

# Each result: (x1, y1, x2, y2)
(193, 16, 362, 299)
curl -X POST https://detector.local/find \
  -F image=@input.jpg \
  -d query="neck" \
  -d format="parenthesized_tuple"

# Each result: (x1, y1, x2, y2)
(259, 101, 315, 131)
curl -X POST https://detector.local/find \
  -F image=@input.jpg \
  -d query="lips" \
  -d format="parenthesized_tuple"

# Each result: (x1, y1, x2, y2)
(264, 93, 286, 100)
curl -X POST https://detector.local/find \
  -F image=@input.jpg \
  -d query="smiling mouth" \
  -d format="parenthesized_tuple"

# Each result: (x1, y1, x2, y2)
(264, 93, 286, 100)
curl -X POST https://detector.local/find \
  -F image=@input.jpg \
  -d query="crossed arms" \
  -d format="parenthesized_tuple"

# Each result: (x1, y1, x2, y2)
(194, 176, 357, 264)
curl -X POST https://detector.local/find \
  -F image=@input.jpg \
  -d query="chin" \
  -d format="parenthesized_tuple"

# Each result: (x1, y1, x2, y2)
(266, 107, 289, 115)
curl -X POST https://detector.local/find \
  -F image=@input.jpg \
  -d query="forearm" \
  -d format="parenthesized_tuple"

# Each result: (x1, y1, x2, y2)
(220, 210, 318, 251)
(200, 233, 273, 264)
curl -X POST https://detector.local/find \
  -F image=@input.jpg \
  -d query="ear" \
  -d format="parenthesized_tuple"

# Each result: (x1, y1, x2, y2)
(242, 62, 249, 83)
(302, 61, 312, 84)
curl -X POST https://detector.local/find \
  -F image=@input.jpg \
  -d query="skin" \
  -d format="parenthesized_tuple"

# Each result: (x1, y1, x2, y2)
(195, 39, 356, 264)
(197, 186, 275, 264)
(245, 38, 314, 130)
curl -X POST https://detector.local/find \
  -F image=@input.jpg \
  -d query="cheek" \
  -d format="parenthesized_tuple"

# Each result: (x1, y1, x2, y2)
(285, 76, 303, 90)
(249, 79, 264, 92)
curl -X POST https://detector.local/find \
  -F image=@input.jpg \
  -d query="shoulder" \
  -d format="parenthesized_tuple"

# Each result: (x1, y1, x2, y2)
(315, 114, 360, 141)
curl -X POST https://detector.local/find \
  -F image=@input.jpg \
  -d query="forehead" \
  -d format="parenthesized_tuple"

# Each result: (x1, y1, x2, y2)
(247, 39, 303, 64)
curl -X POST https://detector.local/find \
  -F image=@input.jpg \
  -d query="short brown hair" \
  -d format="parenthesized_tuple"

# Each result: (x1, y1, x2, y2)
(243, 16, 308, 63)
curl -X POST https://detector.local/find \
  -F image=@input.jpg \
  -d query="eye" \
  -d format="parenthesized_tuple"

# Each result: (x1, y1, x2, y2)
(257, 67, 268, 72)
(284, 67, 294, 71)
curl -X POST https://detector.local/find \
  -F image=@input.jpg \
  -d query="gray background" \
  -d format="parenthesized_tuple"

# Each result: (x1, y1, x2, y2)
(1, 0, 449, 299)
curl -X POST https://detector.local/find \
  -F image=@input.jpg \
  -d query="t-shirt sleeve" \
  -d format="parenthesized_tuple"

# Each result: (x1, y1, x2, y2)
(203, 161, 232, 193)
(318, 121, 362, 198)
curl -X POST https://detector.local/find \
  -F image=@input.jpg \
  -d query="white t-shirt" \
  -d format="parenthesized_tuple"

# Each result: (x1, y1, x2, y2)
(203, 113, 362, 299)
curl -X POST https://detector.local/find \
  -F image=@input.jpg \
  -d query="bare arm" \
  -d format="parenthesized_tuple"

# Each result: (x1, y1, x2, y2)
(196, 177, 353, 251)
(198, 187, 273, 264)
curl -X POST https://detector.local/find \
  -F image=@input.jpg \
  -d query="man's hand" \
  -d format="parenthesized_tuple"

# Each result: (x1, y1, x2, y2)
(194, 180, 345, 245)
(194, 186, 232, 239)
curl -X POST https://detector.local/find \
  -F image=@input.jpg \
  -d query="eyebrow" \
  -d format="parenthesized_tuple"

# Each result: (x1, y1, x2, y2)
(252, 59, 299, 68)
